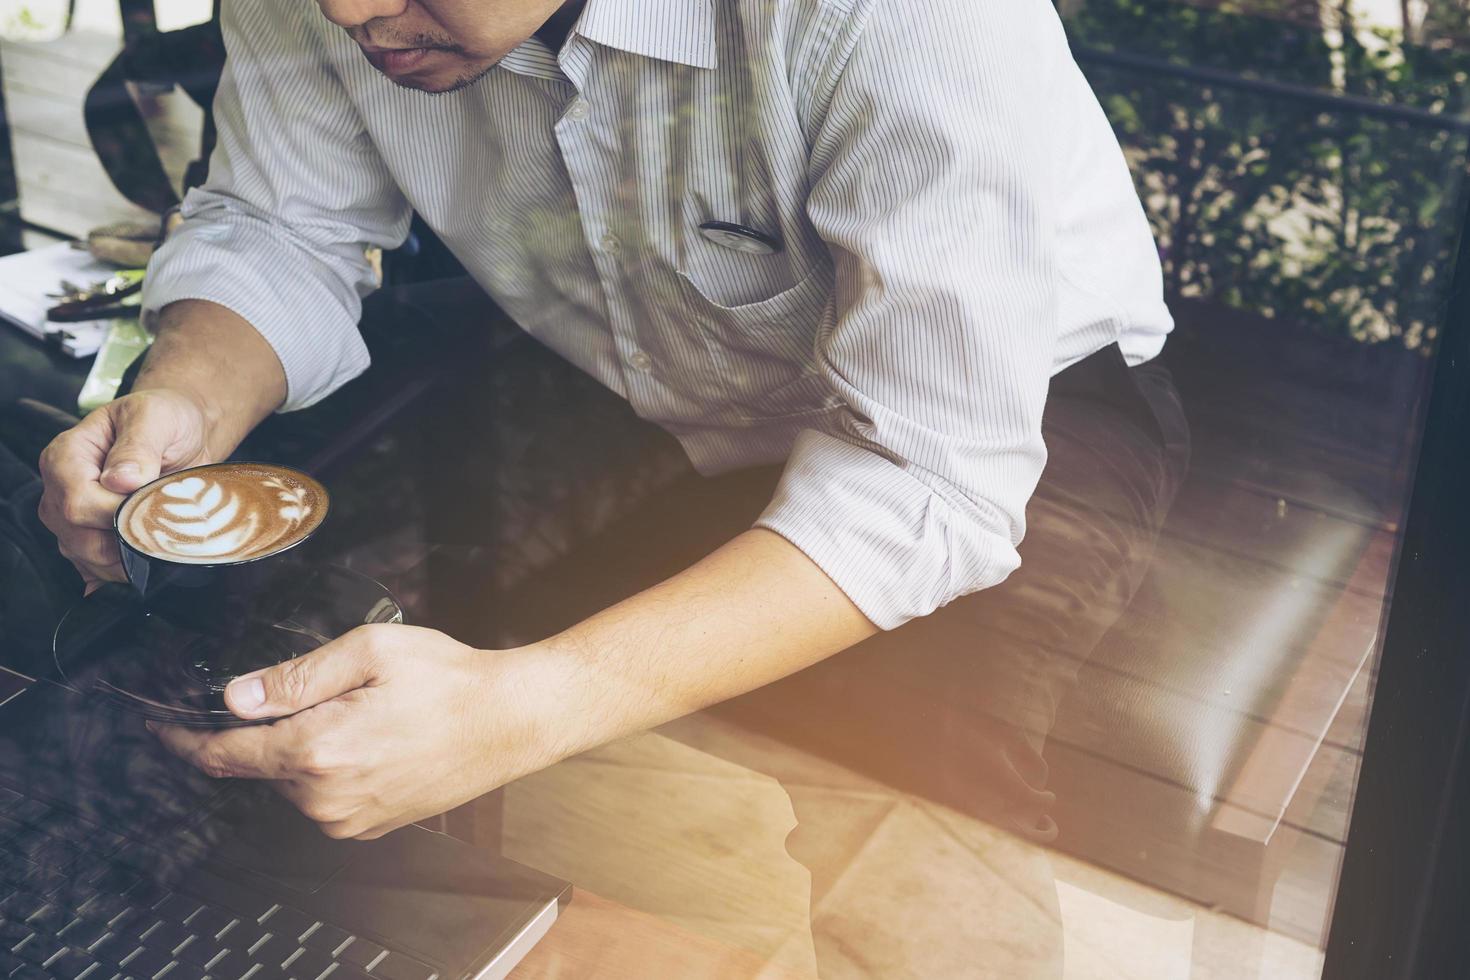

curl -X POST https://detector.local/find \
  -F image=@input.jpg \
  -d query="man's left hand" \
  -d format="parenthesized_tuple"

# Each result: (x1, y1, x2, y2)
(150, 624, 572, 840)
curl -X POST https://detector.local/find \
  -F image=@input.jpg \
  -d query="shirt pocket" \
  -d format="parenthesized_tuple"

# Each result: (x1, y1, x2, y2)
(673, 263, 839, 420)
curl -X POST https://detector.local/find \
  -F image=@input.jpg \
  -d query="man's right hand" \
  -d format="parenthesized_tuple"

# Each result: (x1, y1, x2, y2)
(38, 389, 215, 590)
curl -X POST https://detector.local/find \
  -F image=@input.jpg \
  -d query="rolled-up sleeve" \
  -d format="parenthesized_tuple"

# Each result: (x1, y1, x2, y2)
(142, 0, 412, 410)
(755, 0, 1068, 630)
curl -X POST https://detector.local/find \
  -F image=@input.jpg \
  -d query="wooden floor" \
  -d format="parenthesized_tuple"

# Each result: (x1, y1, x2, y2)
(0, 22, 1384, 980)
(486, 715, 1332, 978)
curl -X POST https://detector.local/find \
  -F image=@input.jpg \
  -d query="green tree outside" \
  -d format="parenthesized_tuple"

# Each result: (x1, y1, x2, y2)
(1066, 0, 1470, 351)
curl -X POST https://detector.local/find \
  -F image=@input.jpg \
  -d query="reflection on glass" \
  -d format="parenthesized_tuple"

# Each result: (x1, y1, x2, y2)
(1032, 0, 1456, 975)
(0, 0, 71, 43)
(0, 0, 1461, 977)
(1068, 0, 1467, 352)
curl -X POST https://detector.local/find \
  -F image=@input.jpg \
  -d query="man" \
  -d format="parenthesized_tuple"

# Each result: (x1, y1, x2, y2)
(39, 0, 1176, 849)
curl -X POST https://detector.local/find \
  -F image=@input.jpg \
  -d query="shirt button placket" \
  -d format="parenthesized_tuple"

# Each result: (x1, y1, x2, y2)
(553, 84, 650, 403)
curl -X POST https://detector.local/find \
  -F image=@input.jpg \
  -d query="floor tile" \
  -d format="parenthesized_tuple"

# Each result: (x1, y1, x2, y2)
(918, 798, 1065, 924)
(658, 713, 896, 795)
(501, 733, 818, 975)
(1055, 876, 1194, 979)
(784, 786, 899, 906)
(808, 800, 1066, 979)
(501, 708, 1333, 979)
(1047, 836, 1325, 979)
(1186, 906, 1325, 980)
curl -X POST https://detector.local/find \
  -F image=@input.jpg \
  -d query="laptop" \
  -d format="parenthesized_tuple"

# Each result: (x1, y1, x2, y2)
(0, 664, 568, 980)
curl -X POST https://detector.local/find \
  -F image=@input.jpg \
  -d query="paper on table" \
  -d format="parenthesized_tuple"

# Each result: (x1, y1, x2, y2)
(0, 241, 121, 358)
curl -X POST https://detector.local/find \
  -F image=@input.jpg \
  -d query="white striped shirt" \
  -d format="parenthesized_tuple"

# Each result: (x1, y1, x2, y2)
(143, 0, 1173, 629)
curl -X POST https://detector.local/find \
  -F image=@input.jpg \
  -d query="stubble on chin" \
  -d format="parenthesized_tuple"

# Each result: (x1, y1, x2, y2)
(387, 58, 500, 95)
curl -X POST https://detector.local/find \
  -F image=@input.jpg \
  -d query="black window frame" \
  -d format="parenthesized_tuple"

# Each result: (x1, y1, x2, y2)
(1323, 175, 1470, 980)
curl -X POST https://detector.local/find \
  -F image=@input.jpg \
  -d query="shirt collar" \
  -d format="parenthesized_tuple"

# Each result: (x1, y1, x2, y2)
(498, 39, 567, 81)
(572, 0, 718, 70)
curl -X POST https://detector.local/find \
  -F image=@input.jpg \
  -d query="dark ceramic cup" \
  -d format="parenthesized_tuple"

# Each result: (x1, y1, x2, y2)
(112, 461, 330, 636)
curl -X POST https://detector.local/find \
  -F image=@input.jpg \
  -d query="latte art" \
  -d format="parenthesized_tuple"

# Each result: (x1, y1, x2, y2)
(119, 463, 327, 564)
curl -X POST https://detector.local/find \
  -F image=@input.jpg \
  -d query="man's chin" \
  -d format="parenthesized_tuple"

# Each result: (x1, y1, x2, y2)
(375, 56, 497, 95)
(389, 71, 489, 94)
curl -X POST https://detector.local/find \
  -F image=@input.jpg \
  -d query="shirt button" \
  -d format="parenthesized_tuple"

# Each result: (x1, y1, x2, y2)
(627, 350, 653, 372)
(565, 98, 590, 121)
(600, 232, 622, 255)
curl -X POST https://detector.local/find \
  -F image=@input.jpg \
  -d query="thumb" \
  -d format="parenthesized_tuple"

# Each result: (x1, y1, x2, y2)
(225, 631, 380, 720)
(99, 404, 173, 494)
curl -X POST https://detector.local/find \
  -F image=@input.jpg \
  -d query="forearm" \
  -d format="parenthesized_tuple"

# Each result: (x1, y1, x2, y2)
(538, 528, 878, 759)
(136, 300, 288, 460)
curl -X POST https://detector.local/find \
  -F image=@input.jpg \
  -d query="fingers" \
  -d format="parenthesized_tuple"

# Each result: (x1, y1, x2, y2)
(269, 780, 363, 838)
(56, 526, 120, 567)
(38, 417, 130, 585)
(342, 816, 413, 841)
(38, 392, 211, 586)
(269, 781, 410, 841)
(38, 488, 126, 584)
(38, 420, 125, 534)
(37, 473, 121, 533)
(53, 527, 124, 586)
(149, 719, 302, 781)
(224, 625, 386, 721)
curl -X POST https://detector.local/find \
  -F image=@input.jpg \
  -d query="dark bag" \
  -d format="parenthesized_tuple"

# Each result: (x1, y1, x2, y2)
(81, 8, 458, 285)
(0, 403, 86, 678)
(82, 15, 225, 215)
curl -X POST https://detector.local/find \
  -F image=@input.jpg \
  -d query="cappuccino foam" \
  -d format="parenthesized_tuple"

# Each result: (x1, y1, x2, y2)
(119, 463, 327, 564)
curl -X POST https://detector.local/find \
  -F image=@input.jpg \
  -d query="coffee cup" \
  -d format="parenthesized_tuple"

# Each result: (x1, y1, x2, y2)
(113, 461, 330, 632)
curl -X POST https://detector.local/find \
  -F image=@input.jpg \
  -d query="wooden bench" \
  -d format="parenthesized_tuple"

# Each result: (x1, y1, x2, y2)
(1044, 298, 1421, 946)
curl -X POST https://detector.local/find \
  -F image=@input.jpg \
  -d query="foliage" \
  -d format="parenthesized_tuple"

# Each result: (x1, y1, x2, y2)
(0, 1, 68, 42)
(1420, 0, 1470, 46)
(1065, 0, 1470, 350)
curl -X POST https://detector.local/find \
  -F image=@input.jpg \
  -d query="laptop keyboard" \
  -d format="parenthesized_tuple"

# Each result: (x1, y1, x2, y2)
(0, 787, 438, 980)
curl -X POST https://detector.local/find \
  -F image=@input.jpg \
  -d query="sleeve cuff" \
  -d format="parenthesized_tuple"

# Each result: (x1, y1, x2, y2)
(142, 214, 373, 411)
(755, 429, 1022, 630)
